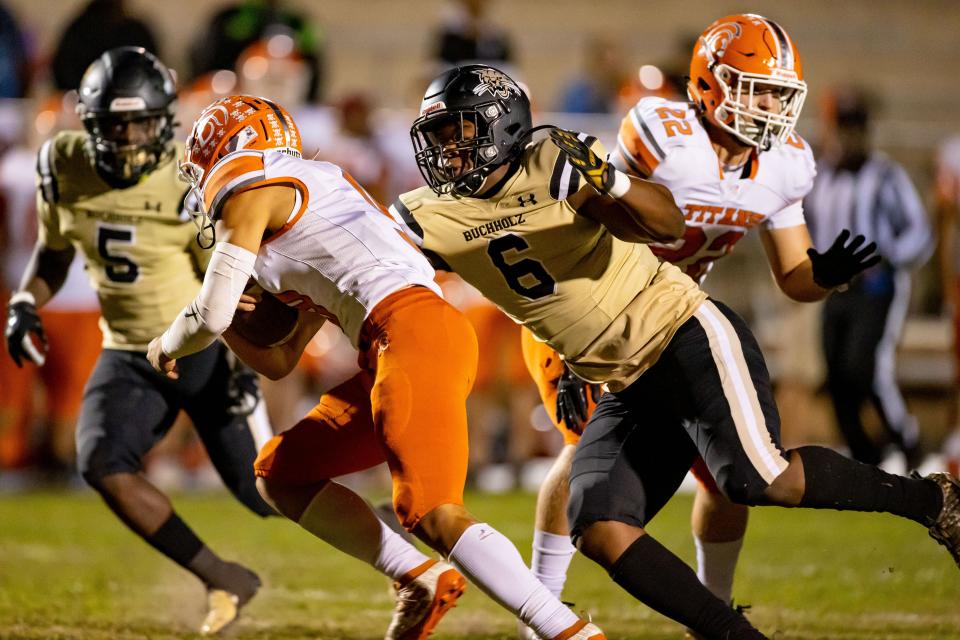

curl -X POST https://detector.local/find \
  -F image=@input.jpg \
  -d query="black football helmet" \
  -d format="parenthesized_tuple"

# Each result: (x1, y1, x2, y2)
(77, 47, 176, 187)
(411, 64, 532, 197)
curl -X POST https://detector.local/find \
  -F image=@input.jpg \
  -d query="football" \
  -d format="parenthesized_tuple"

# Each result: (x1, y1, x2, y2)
(231, 282, 300, 347)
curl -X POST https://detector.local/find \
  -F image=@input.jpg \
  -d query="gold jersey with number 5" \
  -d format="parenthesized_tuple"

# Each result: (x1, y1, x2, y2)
(36, 130, 209, 351)
(390, 135, 706, 391)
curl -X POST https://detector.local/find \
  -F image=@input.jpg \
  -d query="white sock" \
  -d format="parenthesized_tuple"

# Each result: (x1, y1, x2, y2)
(297, 482, 430, 580)
(449, 523, 580, 639)
(374, 519, 433, 580)
(530, 529, 576, 598)
(694, 536, 743, 604)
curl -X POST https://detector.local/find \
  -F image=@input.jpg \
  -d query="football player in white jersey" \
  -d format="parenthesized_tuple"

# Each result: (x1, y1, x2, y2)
(515, 13, 895, 638)
(147, 95, 606, 640)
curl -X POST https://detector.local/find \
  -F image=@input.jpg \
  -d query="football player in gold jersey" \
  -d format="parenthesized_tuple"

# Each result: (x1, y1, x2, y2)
(3, 48, 273, 635)
(391, 64, 960, 639)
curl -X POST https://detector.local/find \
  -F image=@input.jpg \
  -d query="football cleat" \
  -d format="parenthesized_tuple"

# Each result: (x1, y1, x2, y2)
(550, 621, 605, 640)
(924, 472, 960, 568)
(385, 559, 466, 640)
(199, 565, 261, 636)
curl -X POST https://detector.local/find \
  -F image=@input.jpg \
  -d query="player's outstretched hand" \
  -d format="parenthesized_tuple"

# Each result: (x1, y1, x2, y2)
(550, 128, 614, 194)
(147, 336, 179, 380)
(4, 292, 47, 367)
(807, 229, 881, 289)
(556, 364, 602, 435)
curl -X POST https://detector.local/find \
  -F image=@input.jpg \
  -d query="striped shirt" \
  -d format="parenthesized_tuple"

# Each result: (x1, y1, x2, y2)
(805, 153, 932, 269)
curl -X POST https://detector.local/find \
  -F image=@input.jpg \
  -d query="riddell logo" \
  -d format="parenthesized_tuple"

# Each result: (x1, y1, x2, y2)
(420, 101, 447, 116)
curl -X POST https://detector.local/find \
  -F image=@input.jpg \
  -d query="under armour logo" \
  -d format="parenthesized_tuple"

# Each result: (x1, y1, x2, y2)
(516, 193, 537, 207)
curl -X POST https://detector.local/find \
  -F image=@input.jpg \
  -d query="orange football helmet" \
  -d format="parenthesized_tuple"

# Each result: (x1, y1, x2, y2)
(688, 14, 806, 151)
(178, 95, 302, 243)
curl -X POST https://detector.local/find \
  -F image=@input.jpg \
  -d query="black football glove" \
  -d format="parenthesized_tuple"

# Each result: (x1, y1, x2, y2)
(225, 350, 261, 417)
(5, 295, 47, 368)
(807, 229, 882, 290)
(556, 365, 602, 435)
(550, 128, 615, 194)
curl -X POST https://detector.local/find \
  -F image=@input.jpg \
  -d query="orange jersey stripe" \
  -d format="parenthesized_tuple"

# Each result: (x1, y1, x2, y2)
(203, 153, 267, 215)
(617, 115, 658, 177)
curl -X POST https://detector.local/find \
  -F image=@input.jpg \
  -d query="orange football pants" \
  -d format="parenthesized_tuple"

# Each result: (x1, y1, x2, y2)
(0, 309, 101, 468)
(464, 302, 528, 390)
(255, 286, 478, 530)
(519, 327, 721, 493)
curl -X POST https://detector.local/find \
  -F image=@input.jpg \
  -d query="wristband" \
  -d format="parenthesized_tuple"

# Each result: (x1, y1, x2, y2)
(8, 291, 37, 306)
(607, 169, 631, 199)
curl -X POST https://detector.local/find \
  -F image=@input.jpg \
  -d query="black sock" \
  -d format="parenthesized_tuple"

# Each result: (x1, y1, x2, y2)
(609, 535, 766, 639)
(187, 547, 260, 603)
(148, 513, 259, 600)
(145, 512, 205, 569)
(796, 446, 943, 525)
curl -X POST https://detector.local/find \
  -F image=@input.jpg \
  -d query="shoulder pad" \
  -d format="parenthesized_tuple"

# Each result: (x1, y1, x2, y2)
(767, 132, 817, 201)
(616, 97, 704, 177)
(388, 190, 428, 244)
(37, 130, 107, 204)
(202, 150, 267, 219)
(389, 189, 457, 271)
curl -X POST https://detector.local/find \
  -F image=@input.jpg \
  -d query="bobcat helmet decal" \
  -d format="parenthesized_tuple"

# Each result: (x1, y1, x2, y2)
(471, 68, 522, 100)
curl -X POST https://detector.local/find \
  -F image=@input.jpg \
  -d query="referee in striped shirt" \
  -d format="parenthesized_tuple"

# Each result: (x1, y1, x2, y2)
(805, 89, 933, 469)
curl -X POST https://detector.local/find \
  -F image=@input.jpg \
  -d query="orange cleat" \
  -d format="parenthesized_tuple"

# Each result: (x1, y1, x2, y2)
(385, 559, 467, 640)
(551, 620, 606, 640)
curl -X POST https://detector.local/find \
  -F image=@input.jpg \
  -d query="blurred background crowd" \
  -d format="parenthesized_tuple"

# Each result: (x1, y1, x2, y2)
(1, 0, 959, 494)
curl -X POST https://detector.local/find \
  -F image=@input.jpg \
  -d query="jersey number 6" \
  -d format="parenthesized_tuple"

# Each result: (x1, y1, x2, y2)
(487, 234, 556, 300)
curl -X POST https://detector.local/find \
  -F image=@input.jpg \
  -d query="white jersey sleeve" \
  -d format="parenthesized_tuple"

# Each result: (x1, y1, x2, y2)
(761, 134, 816, 230)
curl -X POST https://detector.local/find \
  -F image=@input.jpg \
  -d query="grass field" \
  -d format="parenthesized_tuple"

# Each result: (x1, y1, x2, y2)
(0, 489, 958, 639)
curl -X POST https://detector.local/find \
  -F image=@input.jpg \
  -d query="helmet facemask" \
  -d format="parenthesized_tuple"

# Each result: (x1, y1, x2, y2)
(411, 104, 510, 197)
(711, 65, 806, 151)
(177, 159, 216, 249)
(82, 109, 175, 186)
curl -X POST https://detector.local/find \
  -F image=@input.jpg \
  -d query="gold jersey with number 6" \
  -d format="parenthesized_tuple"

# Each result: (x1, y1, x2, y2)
(392, 127, 705, 392)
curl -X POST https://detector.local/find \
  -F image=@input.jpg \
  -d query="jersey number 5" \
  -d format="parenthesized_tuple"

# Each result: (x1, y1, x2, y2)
(487, 234, 556, 300)
(97, 225, 140, 284)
